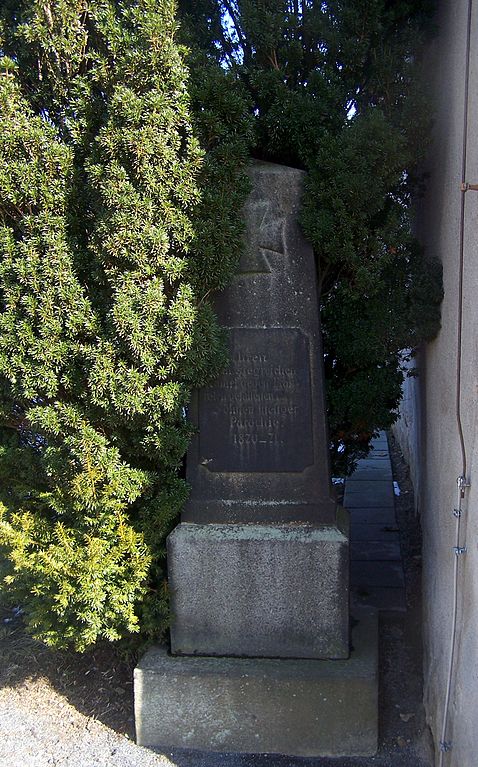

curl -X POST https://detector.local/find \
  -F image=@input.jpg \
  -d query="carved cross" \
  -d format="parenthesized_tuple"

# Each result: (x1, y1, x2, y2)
(238, 198, 286, 274)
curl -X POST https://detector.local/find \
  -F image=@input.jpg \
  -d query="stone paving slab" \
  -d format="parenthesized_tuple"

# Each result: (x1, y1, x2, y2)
(359, 454, 391, 461)
(351, 463, 393, 481)
(344, 481, 394, 508)
(351, 540, 401, 561)
(351, 586, 407, 612)
(351, 561, 405, 589)
(367, 449, 390, 459)
(350, 522, 400, 541)
(369, 441, 388, 452)
(345, 431, 406, 614)
(347, 507, 397, 525)
(370, 437, 388, 446)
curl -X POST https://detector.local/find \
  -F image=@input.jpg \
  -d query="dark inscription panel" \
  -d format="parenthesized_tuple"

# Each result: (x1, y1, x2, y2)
(199, 328, 314, 472)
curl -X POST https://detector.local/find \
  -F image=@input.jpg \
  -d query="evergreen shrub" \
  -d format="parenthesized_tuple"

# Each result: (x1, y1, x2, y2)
(0, 0, 444, 648)
(0, 0, 252, 649)
(179, 0, 443, 473)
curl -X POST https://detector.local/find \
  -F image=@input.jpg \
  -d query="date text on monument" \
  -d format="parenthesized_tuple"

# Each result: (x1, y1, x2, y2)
(199, 328, 314, 473)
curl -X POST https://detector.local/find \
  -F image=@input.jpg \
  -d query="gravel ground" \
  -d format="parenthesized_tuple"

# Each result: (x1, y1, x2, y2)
(0, 633, 173, 767)
(0, 434, 433, 767)
(0, 684, 173, 767)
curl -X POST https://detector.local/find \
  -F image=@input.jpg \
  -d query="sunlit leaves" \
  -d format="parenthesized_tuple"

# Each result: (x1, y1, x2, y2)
(0, 0, 248, 650)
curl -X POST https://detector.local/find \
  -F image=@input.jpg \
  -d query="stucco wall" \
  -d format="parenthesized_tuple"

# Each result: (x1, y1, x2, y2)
(392, 352, 422, 511)
(394, 2, 478, 765)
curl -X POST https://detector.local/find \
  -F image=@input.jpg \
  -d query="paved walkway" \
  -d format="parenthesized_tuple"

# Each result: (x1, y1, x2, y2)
(345, 432, 406, 612)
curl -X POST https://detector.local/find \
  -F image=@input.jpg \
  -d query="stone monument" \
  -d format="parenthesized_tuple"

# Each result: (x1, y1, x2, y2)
(135, 162, 378, 757)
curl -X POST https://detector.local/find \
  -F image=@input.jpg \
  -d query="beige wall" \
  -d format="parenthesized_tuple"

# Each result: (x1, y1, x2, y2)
(393, 351, 423, 511)
(394, 1, 478, 765)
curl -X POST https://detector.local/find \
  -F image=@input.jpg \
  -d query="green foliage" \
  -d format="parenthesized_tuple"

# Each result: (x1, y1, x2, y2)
(0, 0, 443, 648)
(0, 0, 252, 649)
(179, 0, 443, 472)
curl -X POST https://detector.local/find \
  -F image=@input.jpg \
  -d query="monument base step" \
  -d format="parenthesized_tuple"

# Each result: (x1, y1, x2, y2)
(134, 610, 378, 758)
(168, 519, 350, 659)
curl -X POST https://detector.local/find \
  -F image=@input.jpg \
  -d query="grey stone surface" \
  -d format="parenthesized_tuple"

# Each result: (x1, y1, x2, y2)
(367, 449, 390, 459)
(135, 612, 378, 758)
(370, 435, 389, 448)
(351, 561, 405, 589)
(183, 161, 338, 526)
(351, 540, 401, 561)
(361, 454, 391, 461)
(168, 522, 349, 659)
(344, 480, 394, 508)
(351, 586, 406, 612)
(347, 507, 397, 525)
(350, 522, 400, 540)
(346, 434, 406, 616)
(351, 462, 393, 481)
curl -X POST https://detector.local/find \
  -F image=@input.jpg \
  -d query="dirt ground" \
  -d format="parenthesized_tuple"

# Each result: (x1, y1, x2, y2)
(0, 434, 434, 767)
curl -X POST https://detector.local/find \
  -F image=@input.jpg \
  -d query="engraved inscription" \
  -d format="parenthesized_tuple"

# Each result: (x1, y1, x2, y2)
(199, 328, 314, 472)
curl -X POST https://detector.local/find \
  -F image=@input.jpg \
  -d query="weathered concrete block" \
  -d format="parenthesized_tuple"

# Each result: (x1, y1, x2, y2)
(135, 610, 378, 757)
(168, 520, 349, 660)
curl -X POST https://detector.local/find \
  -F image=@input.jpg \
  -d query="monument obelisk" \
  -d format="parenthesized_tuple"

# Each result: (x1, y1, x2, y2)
(135, 162, 378, 757)
(169, 161, 349, 660)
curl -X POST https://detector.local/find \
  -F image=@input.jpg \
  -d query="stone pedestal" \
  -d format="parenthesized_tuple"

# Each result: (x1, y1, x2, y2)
(135, 611, 378, 757)
(169, 521, 349, 659)
(172, 161, 350, 660)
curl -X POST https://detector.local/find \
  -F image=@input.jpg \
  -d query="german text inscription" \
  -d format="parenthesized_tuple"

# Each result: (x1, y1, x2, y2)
(199, 328, 314, 472)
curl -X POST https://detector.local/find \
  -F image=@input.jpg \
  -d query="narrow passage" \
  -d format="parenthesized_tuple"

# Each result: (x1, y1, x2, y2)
(345, 432, 406, 612)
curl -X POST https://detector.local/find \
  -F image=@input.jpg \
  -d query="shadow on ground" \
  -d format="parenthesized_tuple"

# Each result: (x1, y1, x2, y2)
(0, 604, 138, 738)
